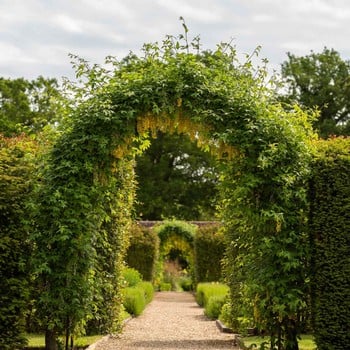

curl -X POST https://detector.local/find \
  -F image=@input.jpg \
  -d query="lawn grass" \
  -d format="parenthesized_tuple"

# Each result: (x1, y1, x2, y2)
(26, 334, 103, 348)
(241, 334, 316, 350)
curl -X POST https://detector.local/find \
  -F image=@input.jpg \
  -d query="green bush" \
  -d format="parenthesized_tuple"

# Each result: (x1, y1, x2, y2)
(178, 276, 193, 291)
(205, 295, 227, 320)
(159, 282, 172, 291)
(196, 282, 229, 308)
(122, 287, 146, 316)
(309, 137, 350, 350)
(122, 267, 142, 287)
(137, 281, 154, 304)
(122, 281, 154, 317)
(126, 224, 159, 281)
(194, 224, 225, 283)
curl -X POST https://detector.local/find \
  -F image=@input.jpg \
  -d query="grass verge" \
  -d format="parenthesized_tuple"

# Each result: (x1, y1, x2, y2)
(26, 334, 103, 348)
(240, 334, 316, 350)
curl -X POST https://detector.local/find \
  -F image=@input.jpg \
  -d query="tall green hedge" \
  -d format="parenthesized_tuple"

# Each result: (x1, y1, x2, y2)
(309, 137, 350, 350)
(194, 224, 225, 283)
(125, 223, 159, 281)
(0, 135, 37, 349)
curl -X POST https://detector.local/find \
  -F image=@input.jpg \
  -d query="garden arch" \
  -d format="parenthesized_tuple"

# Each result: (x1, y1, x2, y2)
(34, 40, 315, 350)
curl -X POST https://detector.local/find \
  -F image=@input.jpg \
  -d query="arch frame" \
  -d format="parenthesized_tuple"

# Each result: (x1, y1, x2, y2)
(33, 38, 316, 349)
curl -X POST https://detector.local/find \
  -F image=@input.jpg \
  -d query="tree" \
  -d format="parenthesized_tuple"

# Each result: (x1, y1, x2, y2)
(135, 131, 219, 220)
(0, 76, 63, 136)
(280, 48, 350, 137)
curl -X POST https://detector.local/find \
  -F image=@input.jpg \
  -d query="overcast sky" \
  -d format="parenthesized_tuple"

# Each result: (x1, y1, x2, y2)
(1, 0, 350, 81)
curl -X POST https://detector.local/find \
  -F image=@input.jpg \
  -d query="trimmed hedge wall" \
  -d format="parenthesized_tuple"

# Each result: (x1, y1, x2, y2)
(194, 224, 225, 283)
(125, 223, 159, 281)
(0, 135, 37, 349)
(309, 137, 350, 350)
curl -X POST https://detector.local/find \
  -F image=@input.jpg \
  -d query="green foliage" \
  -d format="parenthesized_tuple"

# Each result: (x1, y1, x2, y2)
(125, 223, 159, 281)
(31, 28, 315, 350)
(122, 287, 145, 317)
(26, 334, 103, 348)
(309, 137, 350, 350)
(155, 220, 196, 246)
(137, 281, 155, 304)
(241, 335, 316, 350)
(122, 267, 142, 287)
(196, 282, 229, 308)
(122, 282, 154, 317)
(280, 48, 350, 137)
(159, 282, 172, 291)
(135, 131, 218, 220)
(194, 224, 225, 283)
(205, 295, 227, 320)
(178, 276, 193, 291)
(0, 76, 64, 136)
(0, 135, 38, 349)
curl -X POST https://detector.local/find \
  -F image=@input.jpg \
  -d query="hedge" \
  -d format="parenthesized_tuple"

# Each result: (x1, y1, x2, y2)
(125, 224, 159, 281)
(0, 135, 37, 349)
(194, 224, 225, 283)
(122, 281, 154, 316)
(309, 137, 350, 350)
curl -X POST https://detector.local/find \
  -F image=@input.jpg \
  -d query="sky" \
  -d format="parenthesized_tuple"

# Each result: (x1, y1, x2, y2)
(1, 0, 350, 81)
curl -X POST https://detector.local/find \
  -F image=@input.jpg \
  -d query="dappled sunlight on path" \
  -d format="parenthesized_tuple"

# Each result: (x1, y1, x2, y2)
(92, 292, 237, 350)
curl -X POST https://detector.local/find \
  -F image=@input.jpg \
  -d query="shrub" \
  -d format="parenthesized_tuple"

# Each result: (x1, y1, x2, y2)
(138, 281, 154, 304)
(196, 282, 229, 308)
(178, 276, 193, 291)
(122, 267, 142, 287)
(205, 295, 227, 320)
(122, 287, 146, 316)
(122, 281, 154, 317)
(159, 282, 172, 291)
(125, 224, 159, 281)
(309, 137, 350, 350)
(194, 224, 225, 283)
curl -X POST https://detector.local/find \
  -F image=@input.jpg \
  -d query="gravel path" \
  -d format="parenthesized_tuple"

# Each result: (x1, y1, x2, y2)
(91, 291, 238, 350)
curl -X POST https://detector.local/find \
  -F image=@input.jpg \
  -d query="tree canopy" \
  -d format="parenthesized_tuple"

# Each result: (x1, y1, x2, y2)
(280, 47, 350, 137)
(0, 76, 63, 136)
(135, 131, 218, 220)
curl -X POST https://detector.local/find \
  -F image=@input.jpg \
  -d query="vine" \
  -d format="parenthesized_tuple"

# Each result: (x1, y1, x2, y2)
(32, 31, 315, 350)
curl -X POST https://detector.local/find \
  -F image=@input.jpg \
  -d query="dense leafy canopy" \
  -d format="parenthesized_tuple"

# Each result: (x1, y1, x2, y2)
(280, 48, 350, 137)
(0, 76, 63, 136)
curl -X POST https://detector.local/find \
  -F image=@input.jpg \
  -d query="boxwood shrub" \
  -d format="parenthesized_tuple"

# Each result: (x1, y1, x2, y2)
(205, 295, 227, 320)
(309, 137, 350, 350)
(196, 282, 229, 308)
(122, 281, 154, 317)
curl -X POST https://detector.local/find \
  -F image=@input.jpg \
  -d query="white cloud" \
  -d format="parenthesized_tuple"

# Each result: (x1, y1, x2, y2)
(53, 14, 84, 33)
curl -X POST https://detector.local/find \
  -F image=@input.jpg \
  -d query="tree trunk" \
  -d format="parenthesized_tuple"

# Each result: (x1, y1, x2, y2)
(45, 329, 58, 350)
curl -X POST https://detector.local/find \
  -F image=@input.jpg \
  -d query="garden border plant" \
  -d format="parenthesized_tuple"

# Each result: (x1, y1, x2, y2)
(30, 30, 316, 350)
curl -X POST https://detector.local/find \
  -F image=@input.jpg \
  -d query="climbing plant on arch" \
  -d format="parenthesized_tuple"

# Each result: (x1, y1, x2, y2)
(33, 36, 316, 350)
